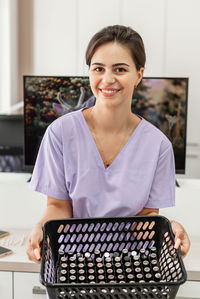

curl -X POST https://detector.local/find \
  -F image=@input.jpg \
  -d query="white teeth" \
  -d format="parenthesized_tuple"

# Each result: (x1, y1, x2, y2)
(101, 89, 117, 94)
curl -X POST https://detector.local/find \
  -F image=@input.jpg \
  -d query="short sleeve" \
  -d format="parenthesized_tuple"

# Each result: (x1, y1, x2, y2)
(145, 143, 175, 209)
(29, 121, 70, 200)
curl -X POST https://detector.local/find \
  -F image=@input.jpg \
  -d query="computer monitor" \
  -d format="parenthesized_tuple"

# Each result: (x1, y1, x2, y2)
(0, 114, 25, 172)
(24, 76, 188, 174)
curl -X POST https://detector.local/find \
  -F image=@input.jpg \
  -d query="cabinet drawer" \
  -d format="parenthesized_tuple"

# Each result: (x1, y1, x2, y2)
(176, 281, 200, 298)
(14, 272, 46, 299)
(0, 271, 12, 299)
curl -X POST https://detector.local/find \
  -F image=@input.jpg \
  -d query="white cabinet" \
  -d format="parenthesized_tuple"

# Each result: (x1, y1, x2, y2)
(14, 272, 46, 299)
(0, 271, 46, 299)
(0, 271, 12, 299)
(177, 281, 200, 298)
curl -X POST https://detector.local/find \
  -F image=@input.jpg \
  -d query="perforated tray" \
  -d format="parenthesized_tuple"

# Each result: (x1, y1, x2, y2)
(40, 215, 187, 299)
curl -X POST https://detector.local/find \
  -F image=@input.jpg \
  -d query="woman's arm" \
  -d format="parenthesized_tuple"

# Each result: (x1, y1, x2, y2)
(136, 208, 159, 216)
(37, 196, 73, 226)
(26, 196, 72, 263)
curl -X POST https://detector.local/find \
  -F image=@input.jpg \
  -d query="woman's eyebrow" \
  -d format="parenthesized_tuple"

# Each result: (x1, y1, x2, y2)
(91, 62, 104, 66)
(113, 63, 130, 67)
(91, 62, 130, 67)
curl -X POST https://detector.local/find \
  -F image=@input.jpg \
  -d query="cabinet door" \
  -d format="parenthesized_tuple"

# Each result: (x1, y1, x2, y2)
(14, 272, 46, 299)
(176, 281, 200, 298)
(0, 271, 12, 299)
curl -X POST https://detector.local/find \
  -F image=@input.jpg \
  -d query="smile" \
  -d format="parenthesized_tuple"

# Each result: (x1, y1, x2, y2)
(99, 88, 120, 96)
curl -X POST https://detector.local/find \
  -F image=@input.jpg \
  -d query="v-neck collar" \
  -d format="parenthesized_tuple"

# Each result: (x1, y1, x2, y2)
(79, 108, 144, 171)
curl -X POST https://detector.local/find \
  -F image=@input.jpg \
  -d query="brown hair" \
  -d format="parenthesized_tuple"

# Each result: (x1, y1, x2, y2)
(85, 25, 146, 71)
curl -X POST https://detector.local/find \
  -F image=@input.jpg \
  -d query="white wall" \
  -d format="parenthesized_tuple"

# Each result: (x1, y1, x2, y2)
(165, 0, 200, 178)
(0, 0, 18, 113)
(33, 0, 78, 76)
(31, 0, 167, 76)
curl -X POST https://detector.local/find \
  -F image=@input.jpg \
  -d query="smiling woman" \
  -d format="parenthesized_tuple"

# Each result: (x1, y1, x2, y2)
(29, 24, 170, 215)
(26, 25, 190, 267)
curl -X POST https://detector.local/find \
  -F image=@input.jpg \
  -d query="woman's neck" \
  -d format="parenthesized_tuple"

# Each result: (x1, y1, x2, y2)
(89, 103, 136, 134)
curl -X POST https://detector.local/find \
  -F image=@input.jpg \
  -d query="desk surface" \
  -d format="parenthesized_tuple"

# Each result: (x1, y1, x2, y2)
(0, 229, 40, 272)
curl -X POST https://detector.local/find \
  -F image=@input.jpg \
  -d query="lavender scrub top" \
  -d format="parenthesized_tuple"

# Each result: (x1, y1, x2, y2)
(30, 109, 175, 218)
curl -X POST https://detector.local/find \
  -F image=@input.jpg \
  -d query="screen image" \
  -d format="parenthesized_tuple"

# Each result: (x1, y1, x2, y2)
(24, 76, 188, 173)
(133, 78, 188, 174)
(24, 76, 94, 170)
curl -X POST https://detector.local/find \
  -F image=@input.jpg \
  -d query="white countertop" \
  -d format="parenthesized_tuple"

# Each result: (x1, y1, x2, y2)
(0, 229, 40, 272)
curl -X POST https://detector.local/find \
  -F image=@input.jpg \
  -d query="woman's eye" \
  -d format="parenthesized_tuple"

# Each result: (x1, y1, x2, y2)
(95, 67, 103, 72)
(115, 68, 126, 73)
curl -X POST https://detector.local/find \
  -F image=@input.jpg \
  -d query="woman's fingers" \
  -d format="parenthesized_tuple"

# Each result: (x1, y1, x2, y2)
(33, 248, 41, 260)
(26, 225, 43, 263)
(26, 245, 41, 263)
(170, 220, 191, 258)
(174, 237, 181, 249)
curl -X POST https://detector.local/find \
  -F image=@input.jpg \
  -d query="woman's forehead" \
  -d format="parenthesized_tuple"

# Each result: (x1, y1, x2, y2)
(90, 42, 134, 65)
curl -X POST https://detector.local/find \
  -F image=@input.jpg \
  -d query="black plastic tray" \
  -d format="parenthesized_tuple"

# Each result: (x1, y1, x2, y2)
(40, 215, 187, 298)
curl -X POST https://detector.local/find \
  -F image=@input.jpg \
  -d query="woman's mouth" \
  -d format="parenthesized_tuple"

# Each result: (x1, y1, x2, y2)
(99, 88, 120, 97)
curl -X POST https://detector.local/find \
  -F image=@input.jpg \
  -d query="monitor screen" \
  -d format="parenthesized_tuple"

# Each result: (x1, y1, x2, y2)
(24, 76, 188, 174)
(0, 115, 24, 153)
(0, 114, 25, 172)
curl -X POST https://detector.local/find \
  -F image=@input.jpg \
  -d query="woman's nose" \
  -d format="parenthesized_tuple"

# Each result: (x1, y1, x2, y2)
(102, 70, 115, 84)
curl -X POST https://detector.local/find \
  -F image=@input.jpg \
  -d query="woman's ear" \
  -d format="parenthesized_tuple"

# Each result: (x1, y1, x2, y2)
(136, 67, 144, 86)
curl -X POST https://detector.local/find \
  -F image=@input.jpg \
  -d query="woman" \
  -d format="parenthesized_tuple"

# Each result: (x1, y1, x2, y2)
(27, 25, 190, 263)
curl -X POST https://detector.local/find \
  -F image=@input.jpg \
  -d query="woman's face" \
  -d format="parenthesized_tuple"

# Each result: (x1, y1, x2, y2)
(89, 42, 144, 108)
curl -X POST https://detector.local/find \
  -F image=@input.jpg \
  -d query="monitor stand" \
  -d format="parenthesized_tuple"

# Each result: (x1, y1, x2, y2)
(27, 176, 32, 183)
(176, 179, 180, 187)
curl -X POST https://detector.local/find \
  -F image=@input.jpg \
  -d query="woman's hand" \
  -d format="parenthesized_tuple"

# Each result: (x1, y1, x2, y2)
(26, 223, 43, 263)
(26, 197, 72, 263)
(170, 220, 191, 258)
